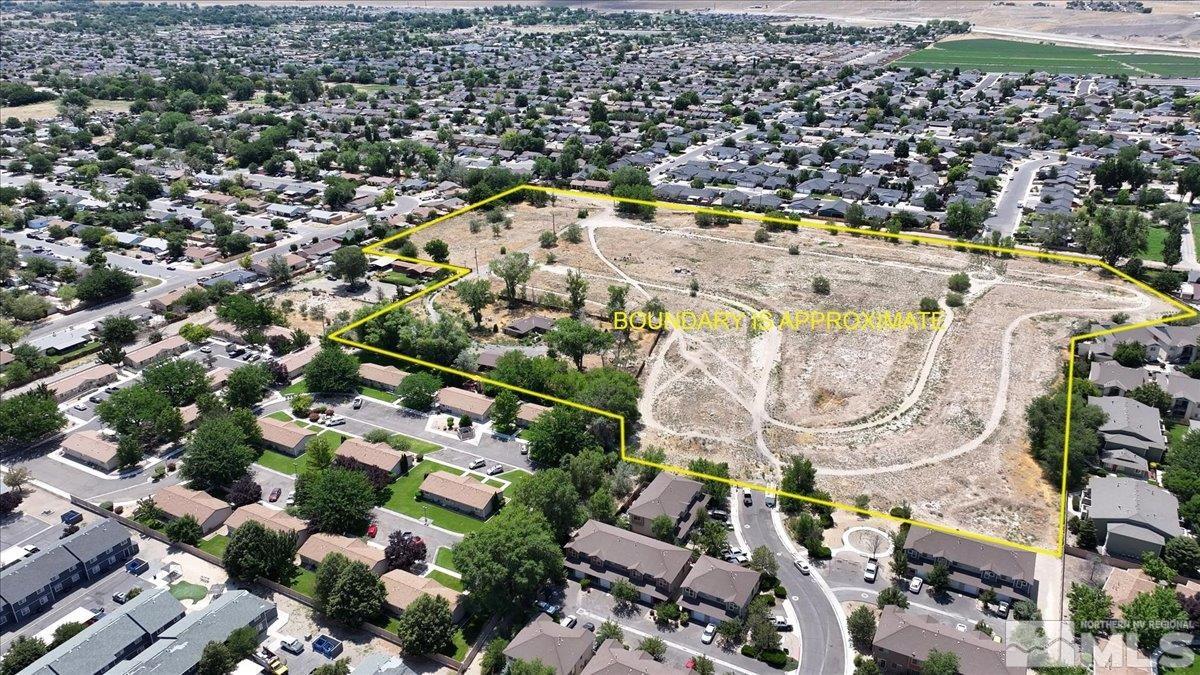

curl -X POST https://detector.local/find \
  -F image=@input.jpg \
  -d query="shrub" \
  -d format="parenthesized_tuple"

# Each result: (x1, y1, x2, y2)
(101, 501, 114, 511)
(114, 505, 124, 514)
(759, 650, 789, 668)
(945, 292, 963, 307)
(947, 272, 971, 292)
(918, 297, 939, 313)
(788, 245, 799, 255)
(774, 585, 786, 598)
(812, 276, 830, 295)
(167, 462, 176, 472)
(152, 466, 166, 481)
(580, 578, 591, 590)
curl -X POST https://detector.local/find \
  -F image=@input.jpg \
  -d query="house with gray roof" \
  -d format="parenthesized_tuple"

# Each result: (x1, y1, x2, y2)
(564, 520, 691, 605)
(1088, 360, 1149, 396)
(1089, 395, 1167, 463)
(627, 472, 709, 542)
(0, 520, 136, 629)
(1160, 371, 1200, 421)
(1082, 325, 1200, 365)
(503, 613, 595, 675)
(903, 525, 1037, 603)
(107, 590, 276, 675)
(22, 588, 185, 675)
(1083, 476, 1183, 559)
(677, 555, 761, 624)
(350, 654, 418, 675)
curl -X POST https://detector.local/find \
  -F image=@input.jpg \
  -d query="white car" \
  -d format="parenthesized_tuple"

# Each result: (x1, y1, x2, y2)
(352, 396, 363, 409)
(559, 615, 577, 629)
(864, 561, 878, 583)
(908, 576, 923, 594)
(73, 403, 88, 411)
(701, 624, 717, 644)
(794, 558, 810, 575)
(487, 464, 504, 475)
(469, 458, 486, 470)
(326, 416, 345, 427)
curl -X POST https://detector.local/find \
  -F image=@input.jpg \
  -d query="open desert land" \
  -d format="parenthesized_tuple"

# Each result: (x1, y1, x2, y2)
(413, 194, 1175, 549)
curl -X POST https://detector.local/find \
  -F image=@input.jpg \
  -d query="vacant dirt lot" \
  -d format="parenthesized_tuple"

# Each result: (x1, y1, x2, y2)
(411, 193, 1173, 550)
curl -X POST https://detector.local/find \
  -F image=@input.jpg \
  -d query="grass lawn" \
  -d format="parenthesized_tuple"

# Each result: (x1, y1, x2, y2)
(893, 38, 1200, 76)
(434, 546, 458, 573)
(498, 469, 532, 495)
(1141, 225, 1168, 262)
(267, 410, 292, 422)
(282, 380, 307, 395)
(427, 570, 464, 591)
(197, 534, 228, 558)
(396, 434, 441, 455)
(384, 460, 492, 534)
(381, 272, 419, 286)
(288, 568, 318, 597)
(256, 448, 308, 475)
(1165, 659, 1200, 675)
(169, 581, 207, 602)
(1192, 214, 1200, 257)
(315, 429, 347, 449)
(360, 386, 398, 403)
(370, 615, 403, 633)
(1169, 422, 1192, 452)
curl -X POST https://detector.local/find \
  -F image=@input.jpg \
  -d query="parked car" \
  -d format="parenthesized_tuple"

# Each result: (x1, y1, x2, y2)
(269, 488, 282, 502)
(743, 491, 753, 507)
(701, 624, 717, 644)
(326, 416, 345, 426)
(112, 591, 129, 604)
(280, 638, 304, 655)
(487, 464, 504, 475)
(534, 600, 561, 616)
(772, 617, 793, 632)
(996, 600, 1010, 617)
(200, 346, 212, 353)
(708, 509, 728, 521)
(864, 561, 878, 583)
(559, 615, 577, 629)
(352, 396, 363, 409)
(367, 523, 378, 538)
(469, 458, 486, 470)
(88, 395, 103, 404)
(105, 386, 120, 394)
(140, 259, 152, 265)
(794, 558, 810, 575)
(73, 403, 88, 411)
(765, 494, 776, 508)
(908, 576, 923, 594)
(285, 494, 295, 506)
(583, 622, 595, 632)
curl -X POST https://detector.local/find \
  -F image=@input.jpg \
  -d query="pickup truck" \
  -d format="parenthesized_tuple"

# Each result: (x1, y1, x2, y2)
(254, 647, 288, 675)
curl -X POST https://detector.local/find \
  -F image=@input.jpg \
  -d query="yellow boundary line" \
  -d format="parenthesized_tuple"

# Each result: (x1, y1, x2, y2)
(329, 184, 1196, 558)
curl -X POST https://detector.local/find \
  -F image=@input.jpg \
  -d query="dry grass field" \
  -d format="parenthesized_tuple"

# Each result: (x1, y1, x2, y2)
(405, 194, 1173, 549)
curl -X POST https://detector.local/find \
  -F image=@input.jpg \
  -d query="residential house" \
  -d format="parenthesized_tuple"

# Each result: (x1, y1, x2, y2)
(503, 315, 556, 338)
(0, 520, 136, 628)
(20, 587, 185, 675)
(517, 402, 551, 427)
(1084, 476, 1183, 559)
(1088, 361, 1150, 396)
(504, 614, 595, 675)
(336, 437, 409, 475)
(154, 485, 233, 534)
(298, 533, 388, 575)
(381, 569, 466, 623)
(256, 416, 315, 457)
(277, 342, 321, 380)
(224, 503, 309, 544)
(581, 639, 690, 675)
(46, 364, 117, 402)
(1083, 325, 1200, 365)
(436, 387, 495, 421)
(678, 555, 761, 624)
(1160, 371, 1200, 421)
(418, 471, 503, 519)
(627, 473, 710, 541)
(564, 520, 692, 604)
(903, 526, 1038, 603)
(1089, 395, 1168, 463)
(122, 335, 188, 369)
(872, 606, 1020, 674)
(60, 430, 120, 472)
(360, 363, 408, 391)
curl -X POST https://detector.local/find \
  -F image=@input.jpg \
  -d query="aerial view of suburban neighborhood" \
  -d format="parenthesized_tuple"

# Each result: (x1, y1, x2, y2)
(2, 1, 1200, 674)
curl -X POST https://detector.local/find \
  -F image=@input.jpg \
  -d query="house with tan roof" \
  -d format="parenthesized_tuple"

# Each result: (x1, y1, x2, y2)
(224, 503, 309, 544)
(149, 286, 195, 313)
(581, 639, 690, 675)
(47, 364, 117, 402)
(60, 430, 120, 472)
(336, 437, 409, 474)
(297, 533, 387, 575)
(436, 387, 494, 421)
(154, 485, 232, 534)
(628, 472, 709, 542)
(123, 335, 189, 369)
(564, 520, 692, 604)
(872, 606, 1021, 674)
(277, 343, 321, 380)
(517, 402, 550, 427)
(678, 555, 761, 624)
(257, 416, 315, 457)
(418, 471, 503, 519)
(504, 614, 595, 675)
(381, 569, 466, 622)
(360, 363, 408, 391)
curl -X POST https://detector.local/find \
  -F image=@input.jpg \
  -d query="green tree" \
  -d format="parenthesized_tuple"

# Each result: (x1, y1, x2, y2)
(480, 638, 510, 674)
(181, 416, 255, 490)
(396, 371, 441, 410)
(508, 660, 556, 675)
(877, 586, 908, 609)
(0, 386, 67, 446)
(566, 269, 589, 316)
(98, 315, 138, 345)
(525, 406, 599, 466)
(324, 557, 385, 626)
(48, 621, 86, 648)
(780, 455, 818, 513)
(1121, 586, 1187, 650)
(454, 278, 494, 326)
(195, 641, 235, 675)
(324, 177, 357, 209)
(1141, 551, 1177, 583)
(311, 661, 351, 675)
(1113, 341, 1147, 368)
(76, 265, 136, 303)
(943, 199, 992, 239)
(546, 318, 613, 371)
(1129, 381, 1172, 414)
(920, 649, 959, 675)
(298, 467, 377, 534)
(453, 509, 564, 614)
(224, 364, 273, 409)
(509, 468, 584, 543)
(650, 514, 676, 542)
(0, 637, 48, 675)
(142, 358, 210, 406)
(223, 520, 298, 582)
(596, 620, 624, 644)
(637, 636, 667, 661)
(164, 514, 203, 545)
(1067, 582, 1113, 636)
(848, 605, 877, 652)
(490, 390, 520, 435)
(97, 385, 183, 448)
(1164, 537, 1200, 577)
(489, 252, 534, 302)
(395, 594, 454, 655)
(331, 246, 368, 285)
(423, 239, 450, 264)
(926, 560, 951, 594)
(1177, 164, 1200, 203)
(306, 346, 360, 393)
(1085, 207, 1149, 266)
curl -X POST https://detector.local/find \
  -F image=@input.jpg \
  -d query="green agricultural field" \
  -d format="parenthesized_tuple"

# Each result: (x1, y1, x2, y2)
(894, 39, 1200, 77)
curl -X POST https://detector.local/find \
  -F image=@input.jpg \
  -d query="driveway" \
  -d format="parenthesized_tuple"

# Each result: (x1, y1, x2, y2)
(823, 553, 992, 629)
(984, 157, 1055, 237)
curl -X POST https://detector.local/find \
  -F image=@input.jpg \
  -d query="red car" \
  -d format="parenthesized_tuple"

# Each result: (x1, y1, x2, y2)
(367, 523, 378, 538)
(268, 488, 282, 502)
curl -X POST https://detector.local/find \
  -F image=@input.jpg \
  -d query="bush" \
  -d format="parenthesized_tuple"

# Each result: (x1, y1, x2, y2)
(101, 501, 114, 511)
(918, 297, 939, 313)
(152, 466, 167, 481)
(167, 462, 176, 472)
(759, 650, 789, 669)
(806, 541, 832, 559)
(945, 292, 963, 307)
(788, 245, 799, 255)
(580, 577, 591, 590)
(114, 505, 124, 514)
(774, 585, 786, 598)
(812, 276, 830, 295)
(947, 272, 971, 292)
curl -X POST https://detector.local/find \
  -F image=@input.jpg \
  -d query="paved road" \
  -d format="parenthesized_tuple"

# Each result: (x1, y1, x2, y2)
(984, 157, 1055, 237)
(738, 496, 847, 675)
(649, 124, 758, 182)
